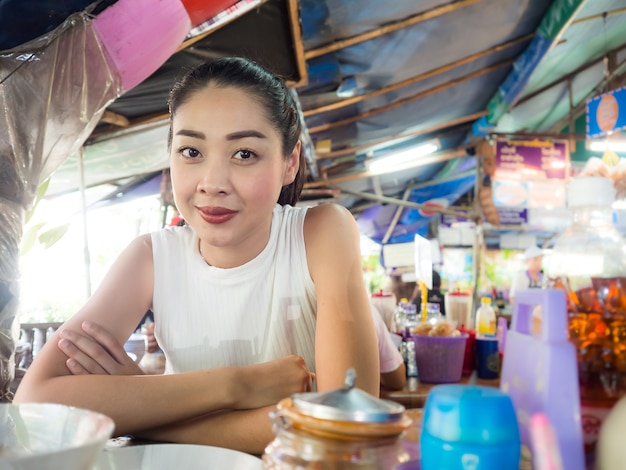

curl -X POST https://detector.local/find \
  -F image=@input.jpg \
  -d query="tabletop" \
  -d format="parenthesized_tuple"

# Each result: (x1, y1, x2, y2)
(380, 375, 501, 408)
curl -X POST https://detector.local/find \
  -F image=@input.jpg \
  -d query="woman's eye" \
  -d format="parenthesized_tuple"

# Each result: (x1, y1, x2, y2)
(234, 149, 255, 160)
(180, 147, 201, 159)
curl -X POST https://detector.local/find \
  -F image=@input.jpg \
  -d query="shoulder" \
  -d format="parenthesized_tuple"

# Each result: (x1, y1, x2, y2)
(124, 233, 153, 259)
(303, 204, 361, 280)
(304, 203, 359, 242)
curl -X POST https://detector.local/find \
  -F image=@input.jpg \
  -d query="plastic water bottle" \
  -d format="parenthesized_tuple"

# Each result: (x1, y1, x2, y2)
(476, 297, 496, 337)
(392, 299, 409, 335)
(400, 304, 418, 370)
(405, 340, 418, 378)
(402, 304, 419, 338)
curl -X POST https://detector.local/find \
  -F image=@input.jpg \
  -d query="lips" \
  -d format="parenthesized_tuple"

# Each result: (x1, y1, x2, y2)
(197, 206, 237, 224)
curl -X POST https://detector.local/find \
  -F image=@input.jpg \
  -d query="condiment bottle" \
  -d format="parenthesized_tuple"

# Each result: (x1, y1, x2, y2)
(476, 297, 496, 336)
(546, 176, 626, 463)
(262, 369, 412, 469)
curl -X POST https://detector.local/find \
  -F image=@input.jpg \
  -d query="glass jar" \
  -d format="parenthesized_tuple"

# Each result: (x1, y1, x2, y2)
(262, 369, 412, 469)
(546, 176, 626, 460)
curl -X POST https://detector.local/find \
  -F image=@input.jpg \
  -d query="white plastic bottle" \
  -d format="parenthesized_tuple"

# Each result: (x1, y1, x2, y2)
(476, 297, 496, 336)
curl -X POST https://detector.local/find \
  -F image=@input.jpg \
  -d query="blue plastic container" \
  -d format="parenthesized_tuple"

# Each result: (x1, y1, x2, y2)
(420, 385, 520, 470)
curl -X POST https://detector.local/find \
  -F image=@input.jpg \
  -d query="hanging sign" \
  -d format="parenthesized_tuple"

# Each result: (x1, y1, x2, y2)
(492, 138, 569, 226)
(586, 86, 626, 138)
(494, 138, 568, 180)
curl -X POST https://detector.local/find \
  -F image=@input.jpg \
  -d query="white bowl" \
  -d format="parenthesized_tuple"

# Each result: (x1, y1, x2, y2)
(93, 443, 262, 469)
(0, 403, 114, 470)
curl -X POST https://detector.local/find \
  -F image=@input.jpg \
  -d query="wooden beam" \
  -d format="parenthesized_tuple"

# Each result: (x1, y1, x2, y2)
(304, 34, 533, 117)
(304, 0, 483, 60)
(316, 111, 486, 160)
(514, 42, 626, 108)
(548, 55, 626, 133)
(285, 0, 309, 88)
(570, 7, 626, 26)
(100, 111, 130, 128)
(382, 186, 412, 244)
(336, 186, 474, 219)
(308, 59, 514, 134)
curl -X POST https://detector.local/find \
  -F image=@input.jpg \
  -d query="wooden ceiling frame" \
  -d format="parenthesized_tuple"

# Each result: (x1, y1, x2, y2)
(315, 111, 487, 160)
(304, 0, 484, 60)
(570, 7, 626, 26)
(548, 54, 626, 134)
(514, 42, 626, 109)
(380, 168, 477, 243)
(335, 182, 473, 219)
(304, 33, 533, 118)
(308, 59, 514, 134)
(99, 110, 130, 128)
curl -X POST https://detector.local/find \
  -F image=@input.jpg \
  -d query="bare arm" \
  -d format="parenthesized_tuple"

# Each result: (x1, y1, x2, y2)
(380, 363, 407, 390)
(14, 235, 311, 436)
(138, 406, 276, 455)
(304, 204, 380, 395)
(57, 321, 304, 452)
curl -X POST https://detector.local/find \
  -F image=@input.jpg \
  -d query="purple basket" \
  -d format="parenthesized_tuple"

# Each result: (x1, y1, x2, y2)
(411, 333, 468, 383)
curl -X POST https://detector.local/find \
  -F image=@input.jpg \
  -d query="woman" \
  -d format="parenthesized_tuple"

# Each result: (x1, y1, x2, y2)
(15, 57, 380, 454)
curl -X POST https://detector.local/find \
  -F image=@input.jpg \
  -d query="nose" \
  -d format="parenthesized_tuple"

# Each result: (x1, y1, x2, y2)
(196, 157, 231, 195)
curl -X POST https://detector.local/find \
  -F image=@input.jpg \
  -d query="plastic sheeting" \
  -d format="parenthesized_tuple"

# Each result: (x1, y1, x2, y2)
(0, 12, 122, 400)
(471, 0, 587, 137)
(357, 163, 476, 245)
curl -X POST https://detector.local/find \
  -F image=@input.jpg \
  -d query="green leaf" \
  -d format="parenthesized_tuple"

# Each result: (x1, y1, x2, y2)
(38, 224, 70, 249)
(20, 222, 47, 255)
(24, 178, 51, 224)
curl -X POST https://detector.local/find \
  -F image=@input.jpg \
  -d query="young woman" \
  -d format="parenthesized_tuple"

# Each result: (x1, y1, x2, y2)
(15, 57, 380, 454)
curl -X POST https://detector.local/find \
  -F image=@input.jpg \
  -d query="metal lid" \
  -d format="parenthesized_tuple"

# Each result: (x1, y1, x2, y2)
(291, 369, 406, 423)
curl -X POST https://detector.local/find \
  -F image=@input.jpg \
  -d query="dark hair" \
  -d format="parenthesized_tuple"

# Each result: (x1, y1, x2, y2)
(167, 57, 305, 206)
(432, 270, 441, 289)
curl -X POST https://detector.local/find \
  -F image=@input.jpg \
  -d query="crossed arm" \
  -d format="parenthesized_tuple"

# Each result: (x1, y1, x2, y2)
(14, 204, 380, 453)
(14, 236, 312, 453)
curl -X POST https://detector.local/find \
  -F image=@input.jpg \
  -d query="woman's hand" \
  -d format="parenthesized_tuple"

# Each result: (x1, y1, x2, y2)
(58, 321, 145, 376)
(234, 355, 314, 410)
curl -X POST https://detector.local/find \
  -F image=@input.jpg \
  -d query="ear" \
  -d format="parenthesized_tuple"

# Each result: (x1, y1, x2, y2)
(282, 140, 301, 185)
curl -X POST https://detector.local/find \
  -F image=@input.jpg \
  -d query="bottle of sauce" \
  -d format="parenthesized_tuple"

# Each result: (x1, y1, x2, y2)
(476, 297, 497, 336)
(546, 176, 626, 463)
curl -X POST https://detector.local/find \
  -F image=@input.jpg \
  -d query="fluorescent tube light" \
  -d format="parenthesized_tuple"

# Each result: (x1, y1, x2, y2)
(368, 142, 439, 174)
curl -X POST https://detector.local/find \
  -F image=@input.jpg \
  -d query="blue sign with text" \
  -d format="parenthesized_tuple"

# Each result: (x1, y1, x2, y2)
(587, 87, 626, 138)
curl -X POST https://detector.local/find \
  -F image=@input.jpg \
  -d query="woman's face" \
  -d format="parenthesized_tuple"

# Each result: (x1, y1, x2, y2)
(527, 255, 542, 273)
(169, 85, 299, 264)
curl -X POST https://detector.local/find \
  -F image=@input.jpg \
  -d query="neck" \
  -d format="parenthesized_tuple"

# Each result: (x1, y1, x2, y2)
(198, 221, 272, 269)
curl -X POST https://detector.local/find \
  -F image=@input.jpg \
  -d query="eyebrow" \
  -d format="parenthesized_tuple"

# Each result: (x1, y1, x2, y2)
(174, 129, 267, 141)
(175, 129, 206, 139)
(226, 130, 267, 140)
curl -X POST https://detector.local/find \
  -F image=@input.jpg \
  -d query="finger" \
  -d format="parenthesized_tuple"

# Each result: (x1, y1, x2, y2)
(82, 321, 130, 364)
(58, 338, 108, 375)
(146, 340, 159, 354)
(60, 329, 123, 374)
(65, 358, 90, 375)
(308, 372, 316, 391)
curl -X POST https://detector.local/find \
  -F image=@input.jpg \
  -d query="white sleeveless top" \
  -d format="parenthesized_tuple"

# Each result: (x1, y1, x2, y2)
(151, 204, 317, 375)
